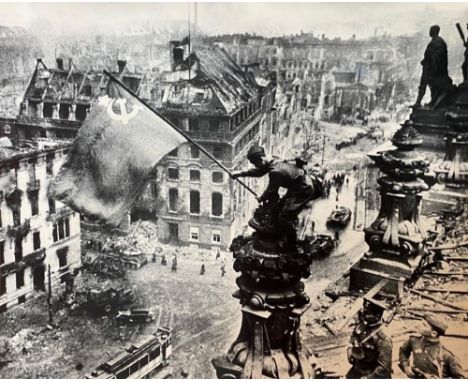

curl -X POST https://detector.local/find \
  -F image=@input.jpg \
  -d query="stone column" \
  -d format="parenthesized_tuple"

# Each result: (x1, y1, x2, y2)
(212, 206, 318, 378)
(350, 121, 435, 293)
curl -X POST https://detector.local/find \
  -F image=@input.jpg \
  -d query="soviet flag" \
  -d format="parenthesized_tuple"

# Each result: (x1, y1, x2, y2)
(49, 74, 186, 226)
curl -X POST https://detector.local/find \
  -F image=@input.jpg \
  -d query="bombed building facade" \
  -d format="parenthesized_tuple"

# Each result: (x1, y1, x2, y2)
(0, 141, 80, 312)
(4, 57, 143, 141)
(132, 42, 277, 249)
(205, 33, 424, 118)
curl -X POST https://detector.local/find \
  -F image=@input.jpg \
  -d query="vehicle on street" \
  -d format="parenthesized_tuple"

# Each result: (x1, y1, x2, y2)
(116, 308, 154, 324)
(87, 287, 136, 314)
(327, 206, 352, 227)
(85, 328, 172, 379)
(309, 234, 335, 259)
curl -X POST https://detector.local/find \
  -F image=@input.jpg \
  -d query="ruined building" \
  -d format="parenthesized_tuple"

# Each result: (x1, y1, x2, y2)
(133, 43, 277, 249)
(0, 139, 80, 312)
(316, 70, 375, 121)
(5, 58, 142, 141)
(0, 45, 277, 251)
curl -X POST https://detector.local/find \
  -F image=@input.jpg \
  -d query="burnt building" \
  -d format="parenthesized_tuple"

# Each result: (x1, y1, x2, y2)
(133, 43, 277, 250)
(6, 58, 143, 141)
(316, 70, 375, 121)
(0, 139, 80, 313)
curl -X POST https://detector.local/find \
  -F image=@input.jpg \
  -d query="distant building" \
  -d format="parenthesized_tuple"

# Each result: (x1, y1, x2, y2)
(132, 43, 277, 250)
(0, 139, 80, 313)
(204, 33, 423, 115)
(316, 70, 375, 121)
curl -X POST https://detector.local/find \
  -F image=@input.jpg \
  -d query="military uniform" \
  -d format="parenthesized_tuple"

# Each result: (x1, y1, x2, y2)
(237, 158, 322, 209)
(346, 297, 393, 379)
(346, 322, 393, 379)
(399, 333, 465, 378)
(234, 148, 323, 245)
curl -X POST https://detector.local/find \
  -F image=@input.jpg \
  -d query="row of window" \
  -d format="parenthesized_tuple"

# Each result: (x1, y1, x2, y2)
(0, 248, 69, 297)
(168, 189, 223, 217)
(189, 226, 221, 244)
(0, 218, 71, 267)
(231, 99, 260, 131)
(167, 168, 224, 183)
(167, 144, 224, 161)
(234, 123, 260, 156)
(168, 117, 219, 133)
(0, 195, 59, 230)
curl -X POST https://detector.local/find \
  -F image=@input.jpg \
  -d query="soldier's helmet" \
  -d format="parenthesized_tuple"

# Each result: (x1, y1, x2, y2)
(247, 145, 266, 161)
(363, 297, 387, 317)
(424, 314, 448, 335)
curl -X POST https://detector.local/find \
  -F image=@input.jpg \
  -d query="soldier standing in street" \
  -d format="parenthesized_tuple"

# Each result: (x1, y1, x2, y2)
(161, 253, 167, 266)
(171, 255, 177, 272)
(399, 315, 465, 378)
(220, 263, 226, 277)
(346, 297, 393, 379)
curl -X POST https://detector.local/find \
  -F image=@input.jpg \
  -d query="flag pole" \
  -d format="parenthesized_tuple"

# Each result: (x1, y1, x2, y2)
(102, 70, 258, 198)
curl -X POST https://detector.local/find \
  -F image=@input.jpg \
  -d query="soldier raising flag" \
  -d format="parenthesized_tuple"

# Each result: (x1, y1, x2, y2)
(49, 70, 257, 227)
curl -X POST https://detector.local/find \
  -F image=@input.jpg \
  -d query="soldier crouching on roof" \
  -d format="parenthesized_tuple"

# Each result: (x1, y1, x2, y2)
(231, 145, 323, 247)
(399, 315, 465, 379)
(346, 297, 393, 379)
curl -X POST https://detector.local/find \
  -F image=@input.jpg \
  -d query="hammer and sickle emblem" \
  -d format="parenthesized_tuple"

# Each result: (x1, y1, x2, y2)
(106, 98, 143, 125)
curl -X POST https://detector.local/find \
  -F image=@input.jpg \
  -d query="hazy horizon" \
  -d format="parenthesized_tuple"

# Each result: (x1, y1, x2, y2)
(0, 2, 468, 39)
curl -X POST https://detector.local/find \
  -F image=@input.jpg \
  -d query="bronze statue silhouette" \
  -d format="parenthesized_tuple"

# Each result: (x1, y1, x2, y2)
(456, 22, 468, 83)
(414, 25, 453, 109)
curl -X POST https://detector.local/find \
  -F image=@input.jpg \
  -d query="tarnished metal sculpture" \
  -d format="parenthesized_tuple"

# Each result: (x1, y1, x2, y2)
(350, 121, 436, 292)
(212, 147, 323, 378)
(433, 87, 468, 199)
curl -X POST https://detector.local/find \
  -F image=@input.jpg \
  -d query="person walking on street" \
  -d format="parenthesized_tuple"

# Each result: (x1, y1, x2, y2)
(171, 255, 177, 272)
(200, 262, 206, 275)
(220, 263, 226, 277)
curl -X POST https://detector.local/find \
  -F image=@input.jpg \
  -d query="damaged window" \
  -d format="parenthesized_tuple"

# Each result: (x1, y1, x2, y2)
(0, 276, 5, 296)
(33, 232, 41, 250)
(190, 145, 200, 159)
(189, 118, 199, 131)
(30, 191, 39, 216)
(211, 193, 223, 217)
(14, 238, 22, 262)
(213, 146, 223, 160)
(190, 190, 200, 214)
(0, 241, 4, 265)
(168, 188, 178, 212)
(190, 170, 200, 182)
(49, 198, 56, 214)
(167, 168, 179, 180)
(57, 248, 68, 268)
(53, 218, 70, 242)
(212, 172, 223, 183)
(16, 270, 24, 289)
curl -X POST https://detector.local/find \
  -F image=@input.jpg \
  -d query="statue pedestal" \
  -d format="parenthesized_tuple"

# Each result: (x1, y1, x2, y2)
(350, 121, 434, 293)
(212, 207, 319, 379)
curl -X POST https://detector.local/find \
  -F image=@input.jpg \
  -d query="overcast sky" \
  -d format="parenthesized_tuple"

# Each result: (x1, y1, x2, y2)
(0, 2, 468, 39)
